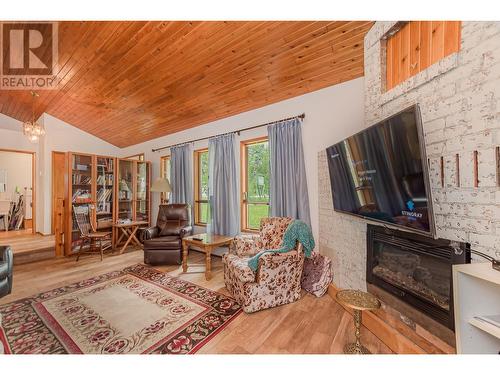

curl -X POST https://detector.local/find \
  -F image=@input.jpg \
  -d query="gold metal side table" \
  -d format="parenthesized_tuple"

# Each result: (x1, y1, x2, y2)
(336, 289, 381, 354)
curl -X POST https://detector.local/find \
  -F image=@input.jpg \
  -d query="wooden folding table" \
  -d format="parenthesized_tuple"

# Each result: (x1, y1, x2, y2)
(113, 220, 149, 254)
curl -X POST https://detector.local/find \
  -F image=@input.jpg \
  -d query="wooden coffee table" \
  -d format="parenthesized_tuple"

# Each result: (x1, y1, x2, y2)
(182, 233, 233, 280)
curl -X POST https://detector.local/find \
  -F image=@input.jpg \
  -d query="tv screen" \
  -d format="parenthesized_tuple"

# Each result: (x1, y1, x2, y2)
(326, 105, 434, 235)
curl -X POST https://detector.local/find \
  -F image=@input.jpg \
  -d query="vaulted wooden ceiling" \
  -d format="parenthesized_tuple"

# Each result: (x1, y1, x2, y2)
(0, 21, 373, 147)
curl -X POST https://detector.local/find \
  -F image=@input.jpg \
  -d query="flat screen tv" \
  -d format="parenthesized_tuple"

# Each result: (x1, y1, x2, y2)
(326, 105, 435, 236)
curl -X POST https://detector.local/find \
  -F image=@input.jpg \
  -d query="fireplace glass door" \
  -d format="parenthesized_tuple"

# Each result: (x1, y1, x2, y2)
(371, 241, 451, 312)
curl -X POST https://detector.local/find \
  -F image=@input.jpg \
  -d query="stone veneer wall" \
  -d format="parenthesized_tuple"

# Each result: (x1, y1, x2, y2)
(319, 21, 500, 290)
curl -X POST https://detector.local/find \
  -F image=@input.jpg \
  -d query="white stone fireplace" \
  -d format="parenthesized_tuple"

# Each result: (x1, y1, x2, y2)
(319, 21, 500, 292)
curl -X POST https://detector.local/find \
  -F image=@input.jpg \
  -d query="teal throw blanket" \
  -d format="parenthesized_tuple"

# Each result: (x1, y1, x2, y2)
(247, 219, 315, 272)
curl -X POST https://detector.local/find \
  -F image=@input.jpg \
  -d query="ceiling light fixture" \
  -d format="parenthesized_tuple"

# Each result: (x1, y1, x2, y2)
(22, 91, 45, 143)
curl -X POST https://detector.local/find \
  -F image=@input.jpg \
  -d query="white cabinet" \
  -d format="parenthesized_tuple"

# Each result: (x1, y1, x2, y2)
(453, 262, 500, 354)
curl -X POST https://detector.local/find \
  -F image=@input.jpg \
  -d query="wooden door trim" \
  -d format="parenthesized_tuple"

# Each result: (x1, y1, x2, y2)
(51, 151, 66, 235)
(51, 150, 66, 257)
(0, 148, 36, 235)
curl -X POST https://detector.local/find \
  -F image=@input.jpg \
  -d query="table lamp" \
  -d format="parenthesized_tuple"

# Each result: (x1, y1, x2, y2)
(151, 177, 172, 204)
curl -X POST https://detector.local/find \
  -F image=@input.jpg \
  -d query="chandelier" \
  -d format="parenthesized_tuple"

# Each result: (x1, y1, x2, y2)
(22, 91, 45, 143)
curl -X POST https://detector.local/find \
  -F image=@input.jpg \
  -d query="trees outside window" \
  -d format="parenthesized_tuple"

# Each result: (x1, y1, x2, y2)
(194, 149, 209, 225)
(241, 138, 270, 231)
(160, 155, 171, 203)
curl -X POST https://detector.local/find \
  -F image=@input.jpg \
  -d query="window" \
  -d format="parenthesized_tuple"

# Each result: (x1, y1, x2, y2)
(241, 137, 270, 231)
(385, 21, 461, 90)
(194, 148, 209, 225)
(160, 155, 171, 202)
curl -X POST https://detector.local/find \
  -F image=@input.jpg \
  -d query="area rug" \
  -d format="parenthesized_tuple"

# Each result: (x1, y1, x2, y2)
(0, 264, 241, 354)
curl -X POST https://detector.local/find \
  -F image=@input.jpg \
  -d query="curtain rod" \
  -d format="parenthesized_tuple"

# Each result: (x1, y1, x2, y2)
(151, 113, 305, 153)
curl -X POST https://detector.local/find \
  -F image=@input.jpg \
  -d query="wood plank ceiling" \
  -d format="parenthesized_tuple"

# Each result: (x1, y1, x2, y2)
(0, 21, 373, 148)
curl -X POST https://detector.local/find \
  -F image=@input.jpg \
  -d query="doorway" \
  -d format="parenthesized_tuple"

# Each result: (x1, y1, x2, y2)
(0, 149, 36, 235)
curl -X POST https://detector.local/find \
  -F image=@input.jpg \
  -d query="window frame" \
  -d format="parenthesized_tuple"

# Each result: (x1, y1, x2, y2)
(193, 148, 209, 226)
(240, 136, 270, 232)
(160, 155, 171, 203)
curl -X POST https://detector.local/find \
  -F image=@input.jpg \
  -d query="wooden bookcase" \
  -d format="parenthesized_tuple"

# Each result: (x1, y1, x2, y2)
(95, 155, 115, 231)
(114, 158, 151, 249)
(63, 153, 151, 256)
(116, 158, 151, 223)
(65, 152, 98, 256)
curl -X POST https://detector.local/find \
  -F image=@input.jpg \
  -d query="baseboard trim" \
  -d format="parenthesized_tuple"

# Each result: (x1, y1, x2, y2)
(328, 283, 454, 354)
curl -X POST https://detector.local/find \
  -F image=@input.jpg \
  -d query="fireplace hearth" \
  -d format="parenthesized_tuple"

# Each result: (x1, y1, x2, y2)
(366, 224, 470, 330)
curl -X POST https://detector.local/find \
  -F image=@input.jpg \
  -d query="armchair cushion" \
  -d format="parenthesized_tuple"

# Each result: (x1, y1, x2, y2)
(144, 236, 181, 249)
(230, 234, 262, 257)
(259, 217, 293, 249)
(158, 219, 182, 236)
(223, 254, 255, 283)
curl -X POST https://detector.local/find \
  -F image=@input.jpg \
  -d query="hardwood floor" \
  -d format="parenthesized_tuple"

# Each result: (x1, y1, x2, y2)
(1, 248, 397, 354)
(0, 232, 55, 264)
(0, 232, 55, 254)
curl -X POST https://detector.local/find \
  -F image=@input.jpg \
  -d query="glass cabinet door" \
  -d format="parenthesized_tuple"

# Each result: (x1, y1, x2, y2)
(71, 154, 93, 251)
(96, 156, 114, 230)
(118, 159, 134, 221)
(136, 161, 149, 222)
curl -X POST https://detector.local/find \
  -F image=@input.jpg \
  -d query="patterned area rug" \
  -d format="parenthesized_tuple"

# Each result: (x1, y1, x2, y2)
(0, 264, 241, 354)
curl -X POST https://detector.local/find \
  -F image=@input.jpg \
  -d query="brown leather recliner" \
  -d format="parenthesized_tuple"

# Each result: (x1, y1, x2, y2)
(143, 204, 193, 265)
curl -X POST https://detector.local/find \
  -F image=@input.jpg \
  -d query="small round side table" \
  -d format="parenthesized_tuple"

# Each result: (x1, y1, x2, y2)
(336, 289, 381, 354)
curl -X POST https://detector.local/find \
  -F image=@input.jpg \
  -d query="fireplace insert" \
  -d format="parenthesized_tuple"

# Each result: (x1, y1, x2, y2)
(366, 224, 470, 330)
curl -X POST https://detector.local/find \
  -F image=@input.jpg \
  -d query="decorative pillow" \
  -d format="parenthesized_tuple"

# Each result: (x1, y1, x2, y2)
(159, 219, 181, 236)
(301, 252, 333, 297)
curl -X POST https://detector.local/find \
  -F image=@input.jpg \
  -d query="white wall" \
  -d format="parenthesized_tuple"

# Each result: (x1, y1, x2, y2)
(120, 77, 366, 242)
(0, 114, 39, 152)
(0, 151, 32, 199)
(0, 112, 121, 234)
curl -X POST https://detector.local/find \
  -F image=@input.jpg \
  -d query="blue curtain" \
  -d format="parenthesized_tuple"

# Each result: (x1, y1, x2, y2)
(208, 133, 239, 236)
(170, 143, 193, 208)
(268, 118, 311, 226)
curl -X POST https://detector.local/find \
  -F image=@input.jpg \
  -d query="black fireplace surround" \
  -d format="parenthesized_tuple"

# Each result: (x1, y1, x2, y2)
(366, 224, 470, 330)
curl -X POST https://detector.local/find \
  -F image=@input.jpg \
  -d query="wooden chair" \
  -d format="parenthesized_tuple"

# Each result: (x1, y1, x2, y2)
(73, 207, 112, 261)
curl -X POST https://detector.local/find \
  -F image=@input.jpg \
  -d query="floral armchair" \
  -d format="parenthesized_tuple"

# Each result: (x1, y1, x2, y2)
(222, 217, 305, 313)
